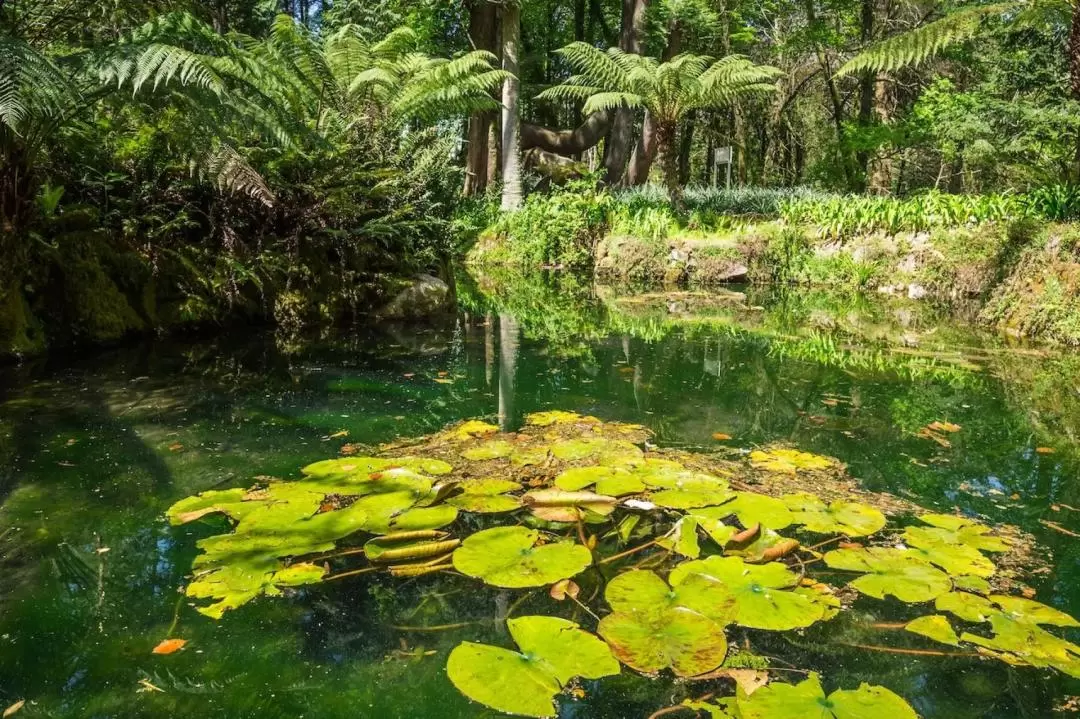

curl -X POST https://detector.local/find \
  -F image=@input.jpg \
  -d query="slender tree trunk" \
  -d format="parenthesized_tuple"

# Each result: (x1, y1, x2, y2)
(463, 0, 497, 196)
(603, 0, 647, 184)
(500, 3, 523, 211)
(574, 0, 586, 40)
(678, 112, 696, 185)
(869, 77, 894, 193)
(855, 0, 875, 187)
(657, 123, 682, 206)
(627, 112, 658, 185)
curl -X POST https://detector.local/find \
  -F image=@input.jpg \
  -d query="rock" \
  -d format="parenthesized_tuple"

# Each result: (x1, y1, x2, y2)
(907, 283, 928, 300)
(377, 274, 452, 320)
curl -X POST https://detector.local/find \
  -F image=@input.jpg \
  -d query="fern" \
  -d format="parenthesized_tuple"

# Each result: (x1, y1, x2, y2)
(0, 33, 75, 133)
(837, 3, 1018, 76)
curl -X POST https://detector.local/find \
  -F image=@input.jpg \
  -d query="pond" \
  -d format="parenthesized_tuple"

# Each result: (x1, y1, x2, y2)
(2, 272, 1080, 718)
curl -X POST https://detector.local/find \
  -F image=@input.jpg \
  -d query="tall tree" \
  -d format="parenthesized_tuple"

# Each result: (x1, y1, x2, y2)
(500, 1, 523, 210)
(463, 0, 498, 195)
(603, 0, 648, 184)
(540, 43, 779, 202)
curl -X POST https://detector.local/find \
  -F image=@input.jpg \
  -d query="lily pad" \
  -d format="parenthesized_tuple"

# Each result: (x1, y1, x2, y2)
(651, 486, 736, 510)
(526, 410, 599, 427)
(550, 437, 644, 466)
(446, 615, 618, 718)
(166, 488, 253, 525)
(462, 440, 515, 461)
(750, 449, 833, 474)
(696, 493, 793, 530)
(301, 456, 452, 477)
(669, 556, 832, 631)
(738, 674, 917, 719)
(823, 547, 950, 603)
(554, 466, 645, 496)
(598, 570, 728, 676)
(905, 615, 960, 646)
(918, 514, 1011, 552)
(935, 591, 996, 623)
(186, 561, 326, 619)
(522, 489, 617, 522)
(452, 526, 592, 588)
(902, 526, 996, 577)
(657, 516, 701, 558)
(452, 420, 500, 440)
(727, 528, 801, 564)
(784, 493, 886, 536)
(686, 510, 739, 546)
(447, 493, 523, 513)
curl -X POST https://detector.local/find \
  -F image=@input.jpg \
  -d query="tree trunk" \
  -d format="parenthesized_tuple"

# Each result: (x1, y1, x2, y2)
(603, 0, 647, 185)
(463, 0, 498, 196)
(656, 123, 682, 206)
(522, 111, 613, 154)
(500, 2, 523, 211)
(678, 112, 695, 185)
(627, 111, 658, 185)
(855, 0, 875, 187)
(868, 76, 894, 193)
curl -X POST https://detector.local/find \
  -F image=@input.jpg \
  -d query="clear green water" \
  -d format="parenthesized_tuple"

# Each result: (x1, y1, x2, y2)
(2, 274, 1080, 717)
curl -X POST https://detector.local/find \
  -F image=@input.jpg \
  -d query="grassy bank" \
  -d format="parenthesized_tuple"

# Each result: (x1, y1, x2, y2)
(464, 184, 1080, 345)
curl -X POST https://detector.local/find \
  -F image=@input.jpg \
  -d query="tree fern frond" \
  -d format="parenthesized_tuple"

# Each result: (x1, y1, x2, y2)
(837, 3, 1017, 76)
(556, 42, 630, 92)
(199, 143, 275, 207)
(582, 91, 645, 115)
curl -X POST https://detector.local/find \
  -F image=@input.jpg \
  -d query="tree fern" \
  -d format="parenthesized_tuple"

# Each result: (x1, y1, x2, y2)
(0, 33, 74, 133)
(837, 3, 1018, 76)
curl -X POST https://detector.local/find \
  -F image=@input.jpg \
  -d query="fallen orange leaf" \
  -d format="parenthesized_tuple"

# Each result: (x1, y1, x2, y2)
(167, 442, 184, 452)
(3, 700, 25, 717)
(1036, 447, 1055, 454)
(152, 638, 187, 655)
(711, 432, 732, 441)
(927, 421, 961, 433)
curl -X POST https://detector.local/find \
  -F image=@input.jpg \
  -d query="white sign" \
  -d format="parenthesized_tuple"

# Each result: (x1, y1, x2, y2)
(715, 146, 732, 164)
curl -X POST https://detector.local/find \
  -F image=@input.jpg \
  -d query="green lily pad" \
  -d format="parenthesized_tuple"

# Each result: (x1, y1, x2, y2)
(726, 528, 801, 564)
(526, 410, 599, 426)
(363, 535, 458, 562)
(784, 493, 886, 536)
(687, 510, 739, 546)
(186, 561, 326, 619)
(669, 556, 832, 631)
(462, 440, 515, 461)
(554, 466, 645, 496)
(905, 615, 960, 646)
(991, 595, 1080, 627)
(750, 449, 833, 474)
(447, 493, 522, 513)
(451, 420, 499, 440)
(918, 514, 1011, 552)
(522, 489, 617, 522)
(935, 591, 995, 623)
(458, 478, 521, 495)
(551, 437, 644, 466)
(823, 547, 951, 603)
(961, 611, 1080, 677)
(380, 504, 459, 533)
(697, 493, 793, 530)
(738, 674, 917, 719)
(657, 517, 701, 558)
(651, 486, 736, 510)
(301, 456, 452, 477)
(452, 526, 592, 588)
(902, 526, 996, 578)
(598, 570, 728, 676)
(446, 616, 617, 718)
(166, 488, 253, 525)
(953, 574, 991, 595)
(511, 444, 550, 467)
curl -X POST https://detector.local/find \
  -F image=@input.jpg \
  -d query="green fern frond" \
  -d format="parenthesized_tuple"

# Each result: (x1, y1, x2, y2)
(199, 143, 275, 207)
(582, 91, 646, 115)
(837, 3, 1017, 76)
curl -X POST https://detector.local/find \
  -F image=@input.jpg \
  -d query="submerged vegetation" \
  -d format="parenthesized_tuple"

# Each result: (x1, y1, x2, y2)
(168, 410, 1078, 717)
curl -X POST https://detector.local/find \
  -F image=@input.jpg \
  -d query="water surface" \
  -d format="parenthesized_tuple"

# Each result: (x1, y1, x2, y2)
(2, 274, 1079, 717)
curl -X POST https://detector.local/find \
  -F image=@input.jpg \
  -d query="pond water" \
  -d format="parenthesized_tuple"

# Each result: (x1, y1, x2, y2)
(2, 273, 1080, 718)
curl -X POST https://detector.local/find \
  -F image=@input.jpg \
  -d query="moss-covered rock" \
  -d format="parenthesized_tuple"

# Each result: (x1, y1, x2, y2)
(0, 285, 45, 357)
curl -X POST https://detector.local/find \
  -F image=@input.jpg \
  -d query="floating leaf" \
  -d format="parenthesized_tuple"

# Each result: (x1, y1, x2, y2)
(549, 579, 580, 601)
(447, 493, 522, 513)
(462, 440, 515, 461)
(669, 556, 833, 631)
(452, 526, 592, 588)
(712, 433, 733, 441)
(447, 616, 618, 718)
(935, 591, 995, 623)
(823, 547, 950, 603)
(364, 535, 459, 562)
(651, 486, 735, 510)
(905, 615, 960, 646)
(657, 517, 701, 558)
(526, 411, 599, 427)
(511, 445, 550, 467)
(902, 527, 996, 577)
(166, 488, 253, 525)
(522, 489, 617, 522)
(551, 437, 643, 466)
(452, 420, 499, 440)
(927, 421, 961, 433)
(738, 674, 917, 719)
(554, 466, 645, 496)
(917, 514, 1010, 552)
(687, 510, 739, 546)
(750, 449, 832, 474)
(784, 493, 886, 536)
(696, 493, 794, 531)
(187, 561, 326, 619)
(301, 456, 451, 477)
(598, 570, 728, 676)
(953, 574, 991, 595)
(152, 638, 187, 655)
(728, 528, 800, 564)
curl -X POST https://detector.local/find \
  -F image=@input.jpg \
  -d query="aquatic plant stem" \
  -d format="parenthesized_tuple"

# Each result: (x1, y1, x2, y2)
(598, 539, 659, 565)
(836, 641, 981, 658)
(646, 693, 714, 719)
(322, 566, 380, 582)
(390, 621, 478, 632)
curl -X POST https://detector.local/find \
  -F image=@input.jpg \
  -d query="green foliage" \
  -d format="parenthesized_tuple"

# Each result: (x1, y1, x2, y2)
(480, 179, 613, 269)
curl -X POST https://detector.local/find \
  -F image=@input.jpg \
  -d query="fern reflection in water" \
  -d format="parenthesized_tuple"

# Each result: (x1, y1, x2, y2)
(167, 410, 1080, 718)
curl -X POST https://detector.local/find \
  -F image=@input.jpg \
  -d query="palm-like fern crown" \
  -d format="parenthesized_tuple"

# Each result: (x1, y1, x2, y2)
(836, 0, 1066, 76)
(538, 42, 780, 124)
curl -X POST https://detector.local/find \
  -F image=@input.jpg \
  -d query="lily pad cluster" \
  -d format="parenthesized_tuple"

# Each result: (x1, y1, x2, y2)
(165, 410, 1069, 717)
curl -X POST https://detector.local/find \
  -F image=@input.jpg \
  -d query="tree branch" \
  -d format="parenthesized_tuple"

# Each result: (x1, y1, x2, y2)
(520, 110, 613, 155)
